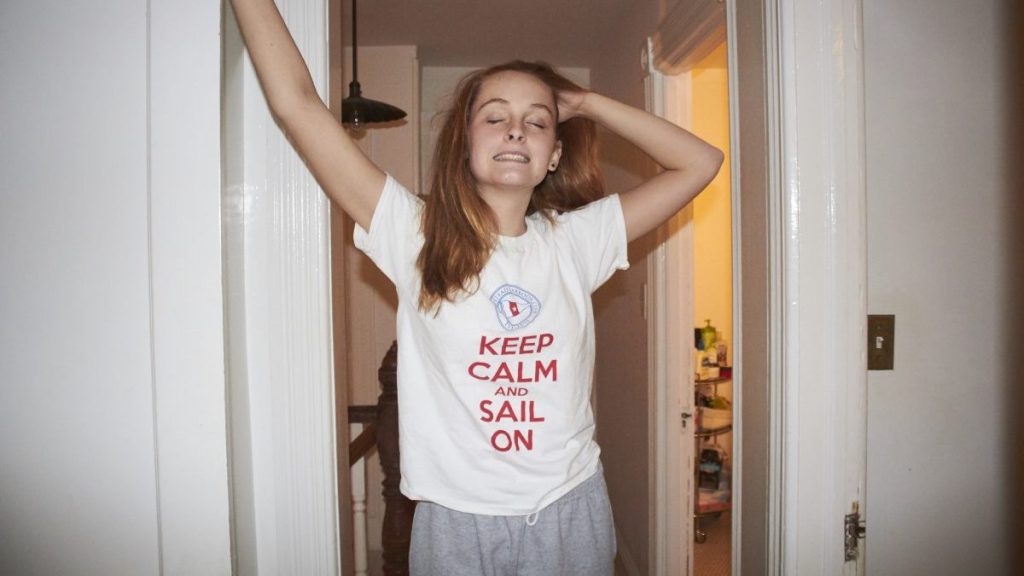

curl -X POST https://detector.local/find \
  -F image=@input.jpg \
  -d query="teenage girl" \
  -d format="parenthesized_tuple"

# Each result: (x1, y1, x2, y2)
(231, 1, 723, 574)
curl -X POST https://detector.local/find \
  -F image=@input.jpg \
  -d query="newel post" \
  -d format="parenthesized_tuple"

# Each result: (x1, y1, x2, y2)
(376, 342, 417, 575)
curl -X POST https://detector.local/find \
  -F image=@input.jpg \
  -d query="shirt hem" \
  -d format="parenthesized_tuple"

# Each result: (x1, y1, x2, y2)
(400, 458, 602, 517)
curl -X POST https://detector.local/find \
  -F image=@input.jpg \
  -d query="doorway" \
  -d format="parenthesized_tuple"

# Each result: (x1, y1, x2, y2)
(648, 40, 735, 576)
(688, 42, 734, 576)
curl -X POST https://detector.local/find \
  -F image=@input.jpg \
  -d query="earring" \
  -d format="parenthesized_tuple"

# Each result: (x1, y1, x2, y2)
(549, 162, 558, 171)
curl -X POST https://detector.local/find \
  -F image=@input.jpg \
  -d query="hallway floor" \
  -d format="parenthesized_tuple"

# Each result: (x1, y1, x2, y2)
(694, 511, 731, 576)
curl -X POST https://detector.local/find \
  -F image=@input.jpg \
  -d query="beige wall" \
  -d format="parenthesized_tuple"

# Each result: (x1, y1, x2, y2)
(588, 2, 664, 573)
(340, 45, 419, 575)
(419, 66, 478, 192)
(1011, 2, 1024, 567)
(864, 0, 1012, 573)
(341, 45, 417, 405)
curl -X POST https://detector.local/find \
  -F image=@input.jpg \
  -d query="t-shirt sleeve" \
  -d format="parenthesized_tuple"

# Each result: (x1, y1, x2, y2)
(557, 194, 630, 292)
(353, 174, 423, 284)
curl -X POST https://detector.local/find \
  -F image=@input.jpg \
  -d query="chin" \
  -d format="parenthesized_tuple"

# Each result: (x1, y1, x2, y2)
(500, 168, 547, 185)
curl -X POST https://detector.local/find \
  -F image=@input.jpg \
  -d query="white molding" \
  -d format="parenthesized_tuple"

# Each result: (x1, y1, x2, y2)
(645, 67, 670, 576)
(762, 1, 788, 572)
(150, 0, 232, 573)
(646, 34, 698, 576)
(776, 0, 868, 573)
(724, 1, 746, 574)
(650, 0, 727, 75)
(223, 0, 340, 573)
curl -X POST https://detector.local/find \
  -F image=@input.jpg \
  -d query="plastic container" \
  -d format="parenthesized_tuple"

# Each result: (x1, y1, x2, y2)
(700, 406, 732, 429)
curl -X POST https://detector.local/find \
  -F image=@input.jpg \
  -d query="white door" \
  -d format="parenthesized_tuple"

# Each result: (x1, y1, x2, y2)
(648, 47, 735, 576)
(645, 65, 697, 576)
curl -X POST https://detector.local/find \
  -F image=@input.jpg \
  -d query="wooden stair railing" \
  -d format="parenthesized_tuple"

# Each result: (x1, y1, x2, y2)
(347, 341, 416, 576)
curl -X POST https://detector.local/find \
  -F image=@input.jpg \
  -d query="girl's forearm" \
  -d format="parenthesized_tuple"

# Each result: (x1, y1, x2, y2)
(577, 92, 722, 172)
(576, 92, 723, 240)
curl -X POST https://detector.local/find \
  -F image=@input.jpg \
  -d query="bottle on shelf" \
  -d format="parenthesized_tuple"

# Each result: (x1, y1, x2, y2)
(700, 319, 717, 352)
(698, 319, 719, 380)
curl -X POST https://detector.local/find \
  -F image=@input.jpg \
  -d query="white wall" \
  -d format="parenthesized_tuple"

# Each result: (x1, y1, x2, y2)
(864, 0, 1010, 573)
(0, 1, 230, 574)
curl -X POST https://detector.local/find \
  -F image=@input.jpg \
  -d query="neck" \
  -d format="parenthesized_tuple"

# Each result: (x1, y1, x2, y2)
(477, 185, 533, 236)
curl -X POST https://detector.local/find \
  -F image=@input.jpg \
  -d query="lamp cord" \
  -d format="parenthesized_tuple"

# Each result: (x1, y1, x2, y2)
(350, 0, 358, 84)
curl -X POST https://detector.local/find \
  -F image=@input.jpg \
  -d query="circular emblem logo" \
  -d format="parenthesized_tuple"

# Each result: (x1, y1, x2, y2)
(490, 284, 541, 331)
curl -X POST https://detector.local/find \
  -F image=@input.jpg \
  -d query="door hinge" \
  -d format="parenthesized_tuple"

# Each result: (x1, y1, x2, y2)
(844, 502, 866, 562)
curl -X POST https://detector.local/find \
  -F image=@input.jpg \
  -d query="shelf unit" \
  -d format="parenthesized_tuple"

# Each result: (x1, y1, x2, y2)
(694, 372, 732, 543)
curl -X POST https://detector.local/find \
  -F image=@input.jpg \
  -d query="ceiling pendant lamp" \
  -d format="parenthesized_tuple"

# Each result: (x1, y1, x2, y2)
(341, 0, 406, 126)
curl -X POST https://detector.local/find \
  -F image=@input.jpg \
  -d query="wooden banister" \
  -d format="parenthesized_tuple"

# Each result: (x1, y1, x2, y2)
(375, 342, 417, 576)
(346, 342, 415, 576)
(347, 423, 377, 466)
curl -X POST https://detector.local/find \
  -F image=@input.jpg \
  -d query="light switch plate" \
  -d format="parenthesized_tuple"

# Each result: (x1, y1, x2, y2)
(867, 315, 895, 370)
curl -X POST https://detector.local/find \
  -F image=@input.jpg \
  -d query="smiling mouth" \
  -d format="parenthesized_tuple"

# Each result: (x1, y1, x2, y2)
(493, 152, 531, 163)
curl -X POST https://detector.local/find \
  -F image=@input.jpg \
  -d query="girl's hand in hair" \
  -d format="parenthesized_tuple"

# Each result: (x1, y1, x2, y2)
(574, 92, 724, 241)
(556, 90, 589, 122)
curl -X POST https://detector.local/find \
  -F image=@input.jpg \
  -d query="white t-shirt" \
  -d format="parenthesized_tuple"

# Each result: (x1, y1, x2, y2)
(355, 175, 629, 516)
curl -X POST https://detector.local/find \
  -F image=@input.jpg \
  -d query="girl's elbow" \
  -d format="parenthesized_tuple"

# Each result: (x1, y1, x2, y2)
(708, 146, 725, 172)
(699, 147, 725, 182)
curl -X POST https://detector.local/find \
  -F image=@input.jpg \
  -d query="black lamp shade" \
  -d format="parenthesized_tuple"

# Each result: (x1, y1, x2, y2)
(341, 81, 407, 126)
(341, 0, 406, 127)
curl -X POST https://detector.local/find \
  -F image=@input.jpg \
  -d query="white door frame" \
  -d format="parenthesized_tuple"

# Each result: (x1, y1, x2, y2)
(645, 56, 696, 576)
(649, 0, 868, 573)
(645, 1, 727, 574)
(771, 0, 868, 571)
(223, 0, 342, 573)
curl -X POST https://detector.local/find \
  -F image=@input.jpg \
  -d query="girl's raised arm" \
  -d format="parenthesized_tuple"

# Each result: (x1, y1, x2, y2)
(230, 0, 384, 230)
(559, 92, 724, 242)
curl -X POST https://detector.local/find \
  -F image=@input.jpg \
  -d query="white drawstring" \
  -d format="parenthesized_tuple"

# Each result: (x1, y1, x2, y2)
(525, 510, 540, 526)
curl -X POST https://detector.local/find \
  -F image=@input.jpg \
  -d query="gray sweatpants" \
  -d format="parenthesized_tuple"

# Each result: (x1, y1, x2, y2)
(409, 466, 616, 576)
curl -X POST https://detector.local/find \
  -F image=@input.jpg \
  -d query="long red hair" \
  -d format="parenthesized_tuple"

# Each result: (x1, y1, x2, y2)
(417, 61, 604, 311)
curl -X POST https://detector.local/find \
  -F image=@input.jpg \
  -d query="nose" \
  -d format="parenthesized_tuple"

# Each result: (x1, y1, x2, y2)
(505, 125, 525, 142)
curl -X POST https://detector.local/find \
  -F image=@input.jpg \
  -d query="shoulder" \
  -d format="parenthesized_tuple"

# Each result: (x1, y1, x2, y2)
(355, 174, 424, 253)
(366, 174, 425, 234)
(383, 174, 426, 213)
(554, 194, 623, 227)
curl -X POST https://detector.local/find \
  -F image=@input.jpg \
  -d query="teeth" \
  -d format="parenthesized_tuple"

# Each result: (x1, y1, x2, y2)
(493, 152, 530, 163)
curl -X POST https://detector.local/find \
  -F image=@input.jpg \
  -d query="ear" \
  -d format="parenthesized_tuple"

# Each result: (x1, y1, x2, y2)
(548, 140, 564, 171)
